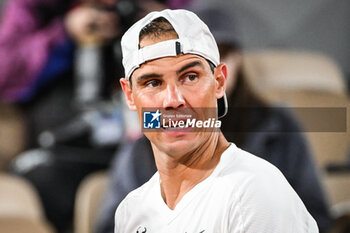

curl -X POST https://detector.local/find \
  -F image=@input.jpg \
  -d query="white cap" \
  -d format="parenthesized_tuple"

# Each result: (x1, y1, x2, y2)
(121, 9, 220, 80)
(121, 9, 227, 118)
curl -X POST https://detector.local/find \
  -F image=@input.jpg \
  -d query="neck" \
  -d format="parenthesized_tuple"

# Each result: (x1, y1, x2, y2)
(152, 132, 230, 209)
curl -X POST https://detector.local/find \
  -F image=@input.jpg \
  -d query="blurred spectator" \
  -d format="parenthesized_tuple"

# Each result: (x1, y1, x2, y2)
(0, 0, 121, 232)
(0, 0, 74, 102)
(65, 4, 119, 47)
(95, 5, 332, 233)
(0, 0, 77, 147)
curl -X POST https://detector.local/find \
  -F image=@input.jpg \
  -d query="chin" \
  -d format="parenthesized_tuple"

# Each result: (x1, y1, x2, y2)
(158, 134, 201, 156)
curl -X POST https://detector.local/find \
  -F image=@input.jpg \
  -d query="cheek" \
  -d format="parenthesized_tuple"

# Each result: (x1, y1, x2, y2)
(133, 90, 159, 107)
(132, 89, 165, 126)
(181, 79, 217, 107)
(198, 79, 217, 102)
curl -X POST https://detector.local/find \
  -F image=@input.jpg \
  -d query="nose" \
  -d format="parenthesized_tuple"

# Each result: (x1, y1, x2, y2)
(163, 84, 185, 110)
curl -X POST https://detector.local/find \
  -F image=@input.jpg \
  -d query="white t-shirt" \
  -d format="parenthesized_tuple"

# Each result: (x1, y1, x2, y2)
(114, 143, 318, 233)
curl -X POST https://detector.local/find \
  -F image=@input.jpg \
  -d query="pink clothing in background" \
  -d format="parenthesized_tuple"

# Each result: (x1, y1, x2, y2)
(0, 0, 67, 102)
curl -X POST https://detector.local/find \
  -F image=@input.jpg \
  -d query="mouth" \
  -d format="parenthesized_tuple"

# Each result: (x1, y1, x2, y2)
(161, 118, 194, 133)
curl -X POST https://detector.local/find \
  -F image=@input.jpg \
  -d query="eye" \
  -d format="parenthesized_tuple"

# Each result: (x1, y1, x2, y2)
(145, 79, 162, 88)
(187, 74, 197, 81)
(181, 74, 198, 84)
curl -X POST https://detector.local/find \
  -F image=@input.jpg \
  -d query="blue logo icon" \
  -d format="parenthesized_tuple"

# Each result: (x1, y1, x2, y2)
(143, 110, 161, 129)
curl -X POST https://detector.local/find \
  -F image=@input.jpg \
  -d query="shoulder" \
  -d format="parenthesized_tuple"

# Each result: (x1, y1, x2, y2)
(118, 171, 158, 207)
(217, 145, 292, 200)
(114, 172, 158, 229)
(224, 145, 302, 197)
(220, 146, 318, 232)
(220, 144, 284, 179)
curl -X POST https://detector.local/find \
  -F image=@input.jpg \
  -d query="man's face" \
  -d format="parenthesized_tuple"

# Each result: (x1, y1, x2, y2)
(120, 38, 227, 157)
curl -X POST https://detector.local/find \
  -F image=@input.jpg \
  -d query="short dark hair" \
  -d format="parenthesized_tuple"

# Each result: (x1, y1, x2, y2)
(139, 17, 178, 44)
(207, 60, 216, 73)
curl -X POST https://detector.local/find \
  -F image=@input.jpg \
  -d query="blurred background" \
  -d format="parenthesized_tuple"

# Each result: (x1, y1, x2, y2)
(0, 0, 349, 233)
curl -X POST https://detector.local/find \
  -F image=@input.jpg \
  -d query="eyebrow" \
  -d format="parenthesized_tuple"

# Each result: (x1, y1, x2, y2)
(136, 73, 163, 85)
(135, 61, 204, 85)
(176, 61, 204, 75)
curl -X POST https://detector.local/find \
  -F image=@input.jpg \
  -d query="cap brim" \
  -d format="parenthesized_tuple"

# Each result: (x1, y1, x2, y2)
(217, 93, 228, 119)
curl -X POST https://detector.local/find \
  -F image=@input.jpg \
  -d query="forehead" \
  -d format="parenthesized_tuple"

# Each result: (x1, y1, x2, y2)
(131, 54, 210, 80)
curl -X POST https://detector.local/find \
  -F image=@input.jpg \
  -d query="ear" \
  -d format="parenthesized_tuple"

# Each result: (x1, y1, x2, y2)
(120, 78, 137, 111)
(214, 63, 228, 99)
(222, 51, 242, 95)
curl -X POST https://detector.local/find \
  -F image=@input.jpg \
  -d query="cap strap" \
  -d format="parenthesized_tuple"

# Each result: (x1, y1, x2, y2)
(137, 39, 181, 65)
